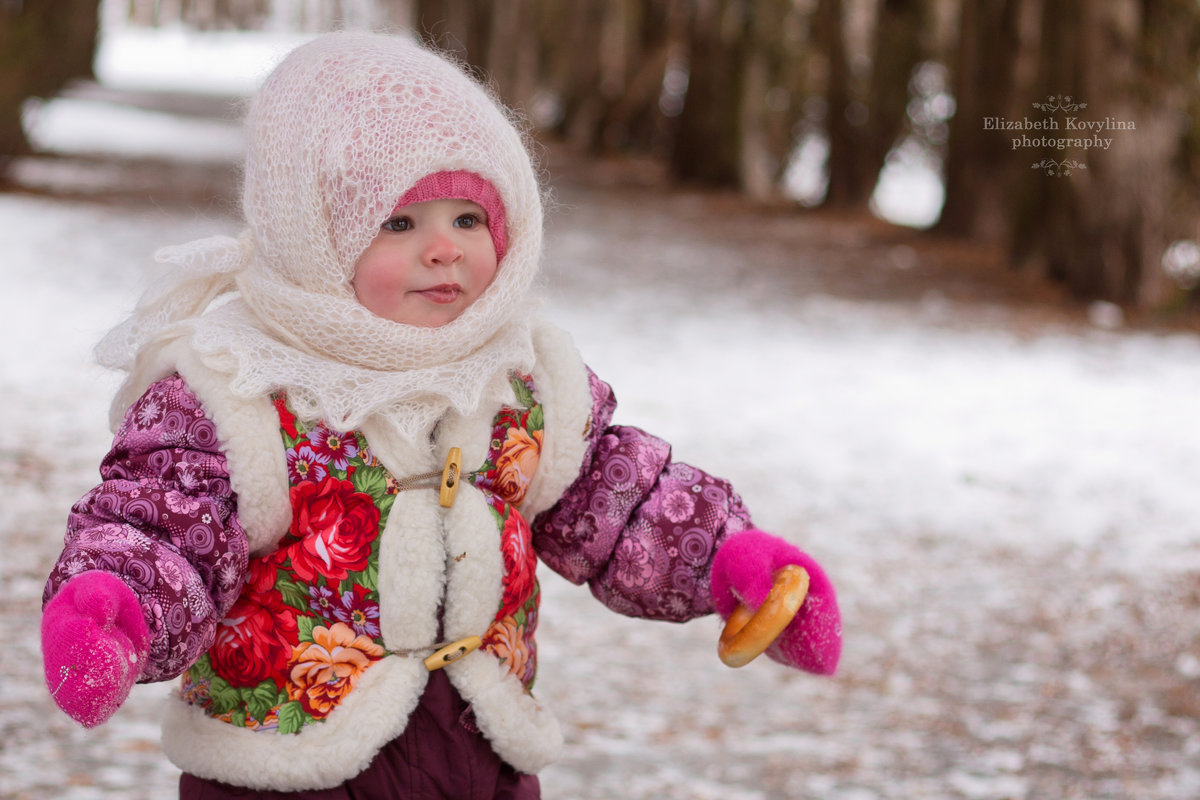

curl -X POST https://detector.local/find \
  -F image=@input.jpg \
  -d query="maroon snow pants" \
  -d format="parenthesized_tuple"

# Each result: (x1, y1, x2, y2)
(178, 670, 540, 800)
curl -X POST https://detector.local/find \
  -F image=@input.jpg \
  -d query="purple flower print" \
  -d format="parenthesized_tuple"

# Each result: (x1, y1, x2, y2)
(661, 488, 695, 524)
(134, 393, 166, 430)
(164, 490, 201, 516)
(60, 552, 92, 578)
(612, 538, 653, 589)
(308, 425, 359, 471)
(174, 463, 204, 492)
(287, 444, 329, 484)
(308, 584, 340, 622)
(335, 588, 381, 638)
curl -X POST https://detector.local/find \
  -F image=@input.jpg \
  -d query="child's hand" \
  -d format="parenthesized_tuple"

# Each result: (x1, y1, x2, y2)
(41, 571, 150, 727)
(710, 529, 842, 675)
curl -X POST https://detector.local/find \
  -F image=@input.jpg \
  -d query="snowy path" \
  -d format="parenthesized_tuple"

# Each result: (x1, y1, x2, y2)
(3, 100, 1200, 799)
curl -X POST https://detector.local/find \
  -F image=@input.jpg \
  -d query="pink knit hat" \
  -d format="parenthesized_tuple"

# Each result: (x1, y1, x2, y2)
(394, 170, 508, 261)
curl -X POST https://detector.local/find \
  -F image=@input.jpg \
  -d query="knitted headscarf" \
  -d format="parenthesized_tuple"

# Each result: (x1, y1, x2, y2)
(96, 32, 543, 439)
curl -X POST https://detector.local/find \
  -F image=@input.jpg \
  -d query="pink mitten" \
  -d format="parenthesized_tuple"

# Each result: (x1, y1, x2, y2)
(711, 529, 842, 675)
(41, 571, 150, 727)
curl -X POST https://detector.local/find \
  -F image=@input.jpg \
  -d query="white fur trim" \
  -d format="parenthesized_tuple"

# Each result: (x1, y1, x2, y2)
(439, 487, 504, 638)
(434, 399, 507, 640)
(359, 417, 445, 649)
(447, 652, 563, 774)
(521, 320, 593, 519)
(162, 656, 428, 791)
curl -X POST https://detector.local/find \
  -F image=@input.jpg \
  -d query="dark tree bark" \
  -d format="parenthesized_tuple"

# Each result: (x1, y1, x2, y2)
(814, 0, 862, 207)
(669, 0, 749, 186)
(544, 0, 609, 149)
(862, 0, 928, 188)
(1006, 0, 1200, 307)
(937, 0, 1024, 240)
(595, 0, 678, 155)
(486, 0, 538, 111)
(0, 0, 100, 175)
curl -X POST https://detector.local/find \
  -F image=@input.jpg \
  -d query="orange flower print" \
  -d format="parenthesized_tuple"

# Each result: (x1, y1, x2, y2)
(494, 428, 542, 504)
(483, 616, 530, 680)
(287, 623, 384, 718)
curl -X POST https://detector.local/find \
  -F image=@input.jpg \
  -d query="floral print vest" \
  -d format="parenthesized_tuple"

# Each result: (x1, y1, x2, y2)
(180, 374, 544, 734)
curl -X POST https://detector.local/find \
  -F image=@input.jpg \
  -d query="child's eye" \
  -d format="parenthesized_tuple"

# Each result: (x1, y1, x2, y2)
(454, 213, 483, 230)
(382, 216, 412, 233)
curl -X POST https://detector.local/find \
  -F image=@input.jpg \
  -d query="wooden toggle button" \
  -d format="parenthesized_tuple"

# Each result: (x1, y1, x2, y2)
(424, 636, 482, 670)
(440, 447, 463, 508)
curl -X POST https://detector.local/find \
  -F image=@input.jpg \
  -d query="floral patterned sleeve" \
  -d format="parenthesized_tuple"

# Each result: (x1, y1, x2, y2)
(43, 375, 249, 682)
(532, 370, 753, 622)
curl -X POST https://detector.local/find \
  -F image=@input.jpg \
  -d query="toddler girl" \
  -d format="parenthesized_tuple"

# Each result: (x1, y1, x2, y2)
(40, 31, 841, 799)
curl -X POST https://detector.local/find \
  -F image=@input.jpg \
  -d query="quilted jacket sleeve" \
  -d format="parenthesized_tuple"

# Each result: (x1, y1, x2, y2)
(43, 374, 249, 682)
(532, 369, 753, 621)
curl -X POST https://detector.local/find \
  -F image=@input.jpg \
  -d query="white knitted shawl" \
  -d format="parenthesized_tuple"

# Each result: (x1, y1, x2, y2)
(97, 32, 543, 439)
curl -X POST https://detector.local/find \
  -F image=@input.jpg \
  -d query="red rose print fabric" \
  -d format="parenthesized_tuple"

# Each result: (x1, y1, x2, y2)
(181, 397, 391, 733)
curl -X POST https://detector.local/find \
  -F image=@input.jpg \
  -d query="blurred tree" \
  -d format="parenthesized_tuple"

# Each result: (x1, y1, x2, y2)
(0, 0, 100, 177)
(738, 0, 803, 200)
(413, 0, 491, 74)
(537, 0, 681, 157)
(541, 0, 610, 148)
(938, 0, 1024, 240)
(592, 0, 679, 154)
(484, 0, 538, 111)
(1005, 0, 1200, 307)
(668, 0, 749, 185)
(813, 0, 863, 206)
(859, 0, 929, 196)
(817, 0, 931, 210)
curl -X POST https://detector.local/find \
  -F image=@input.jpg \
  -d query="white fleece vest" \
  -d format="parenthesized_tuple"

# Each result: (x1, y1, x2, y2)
(150, 319, 592, 791)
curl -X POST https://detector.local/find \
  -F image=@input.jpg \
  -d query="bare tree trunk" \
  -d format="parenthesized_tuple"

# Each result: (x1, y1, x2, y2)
(938, 0, 1024, 239)
(862, 0, 928, 185)
(0, 0, 100, 175)
(670, 0, 748, 187)
(545, 0, 608, 149)
(486, 0, 538, 111)
(1010, 0, 1199, 307)
(738, 0, 800, 201)
(597, 0, 678, 154)
(815, 0, 862, 207)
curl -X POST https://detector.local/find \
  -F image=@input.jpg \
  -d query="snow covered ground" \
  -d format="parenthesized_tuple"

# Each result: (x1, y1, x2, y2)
(3, 24, 1200, 800)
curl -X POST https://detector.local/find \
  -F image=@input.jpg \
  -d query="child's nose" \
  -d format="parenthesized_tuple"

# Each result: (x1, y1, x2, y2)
(423, 231, 462, 266)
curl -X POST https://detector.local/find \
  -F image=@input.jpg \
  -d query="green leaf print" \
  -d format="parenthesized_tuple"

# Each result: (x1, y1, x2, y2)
(297, 614, 318, 643)
(189, 653, 217, 682)
(527, 404, 544, 432)
(377, 492, 395, 527)
(277, 574, 310, 612)
(246, 680, 281, 724)
(351, 464, 389, 498)
(510, 375, 536, 408)
(276, 701, 307, 735)
(346, 562, 379, 593)
(207, 676, 240, 715)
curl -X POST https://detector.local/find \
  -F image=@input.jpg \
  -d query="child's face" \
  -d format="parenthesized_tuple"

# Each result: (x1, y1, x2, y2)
(352, 198, 499, 327)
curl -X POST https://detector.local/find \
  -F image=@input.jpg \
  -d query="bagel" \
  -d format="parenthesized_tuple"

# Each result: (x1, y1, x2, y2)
(718, 564, 810, 668)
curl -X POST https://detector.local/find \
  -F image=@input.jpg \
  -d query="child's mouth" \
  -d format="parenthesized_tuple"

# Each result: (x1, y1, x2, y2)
(416, 284, 462, 304)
